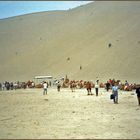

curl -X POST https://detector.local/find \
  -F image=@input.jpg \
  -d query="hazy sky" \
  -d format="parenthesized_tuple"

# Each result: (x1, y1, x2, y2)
(0, 1, 93, 19)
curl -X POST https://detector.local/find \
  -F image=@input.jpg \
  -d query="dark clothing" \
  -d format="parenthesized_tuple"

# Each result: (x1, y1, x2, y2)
(87, 88, 91, 93)
(0, 83, 2, 91)
(95, 88, 98, 96)
(136, 87, 140, 105)
(57, 84, 61, 92)
(137, 97, 140, 105)
(136, 87, 140, 97)
(106, 82, 110, 91)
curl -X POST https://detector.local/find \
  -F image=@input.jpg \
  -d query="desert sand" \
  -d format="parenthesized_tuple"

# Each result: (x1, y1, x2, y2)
(0, 87, 140, 139)
(0, 1, 140, 138)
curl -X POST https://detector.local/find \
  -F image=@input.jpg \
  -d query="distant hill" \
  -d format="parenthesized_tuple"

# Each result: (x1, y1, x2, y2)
(0, 1, 140, 83)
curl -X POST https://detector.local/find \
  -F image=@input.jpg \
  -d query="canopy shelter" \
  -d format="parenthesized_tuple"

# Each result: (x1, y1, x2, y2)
(34, 76, 53, 79)
(34, 75, 53, 84)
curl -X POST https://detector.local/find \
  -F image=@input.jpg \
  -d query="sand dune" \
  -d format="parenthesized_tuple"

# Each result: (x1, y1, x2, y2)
(0, 1, 140, 83)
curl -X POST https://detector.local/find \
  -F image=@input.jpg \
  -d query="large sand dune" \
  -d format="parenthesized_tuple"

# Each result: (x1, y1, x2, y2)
(0, 1, 140, 83)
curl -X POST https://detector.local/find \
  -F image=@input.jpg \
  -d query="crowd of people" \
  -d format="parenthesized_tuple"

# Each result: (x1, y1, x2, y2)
(0, 81, 15, 90)
(0, 80, 35, 91)
(57, 78, 140, 105)
(0, 78, 140, 106)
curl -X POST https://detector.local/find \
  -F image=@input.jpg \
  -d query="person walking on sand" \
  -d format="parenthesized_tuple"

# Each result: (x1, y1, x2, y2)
(105, 81, 110, 92)
(43, 81, 48, 95)
(136, 86, 140, 106)
(57, 81, 61, 92)
(95, 80, 99, 96)
(112, 82, 119, 104)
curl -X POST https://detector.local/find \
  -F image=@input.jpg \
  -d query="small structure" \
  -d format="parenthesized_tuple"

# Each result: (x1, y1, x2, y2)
(34, 75, 53, 84)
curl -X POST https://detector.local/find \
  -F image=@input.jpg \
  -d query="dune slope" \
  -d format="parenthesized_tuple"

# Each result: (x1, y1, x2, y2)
(0, 1, 140, 83)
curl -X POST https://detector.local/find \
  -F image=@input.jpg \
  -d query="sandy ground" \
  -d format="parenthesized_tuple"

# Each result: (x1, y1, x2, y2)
(0, 87, 140, 139)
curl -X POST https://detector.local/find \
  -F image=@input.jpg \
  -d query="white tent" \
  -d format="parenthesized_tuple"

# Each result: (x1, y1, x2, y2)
(34, 76, 53, 79)
(34, 76, 53, 84)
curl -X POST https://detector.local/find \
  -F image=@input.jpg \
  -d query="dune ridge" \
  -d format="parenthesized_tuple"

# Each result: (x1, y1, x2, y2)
(0, 1, 140, 83)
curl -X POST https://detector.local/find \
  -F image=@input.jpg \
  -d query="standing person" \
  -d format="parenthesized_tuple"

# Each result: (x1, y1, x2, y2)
(2, 82, 5, 90)
(95, 80, 99, 96)
(57, 82, 61, 92)
(105, 81, 110, 92)
(0, 83, 2, 91)
(49, 81, 52, 87)
(125, 80, 129, 86)
(112, 82, 119, 104)
(43, 81, 48, 95)
(136, 86, 140, 106)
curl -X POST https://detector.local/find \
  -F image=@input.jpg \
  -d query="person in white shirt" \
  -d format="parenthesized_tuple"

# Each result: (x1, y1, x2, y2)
(43, 81, 48, 95)
(95, 80, 99, 96)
